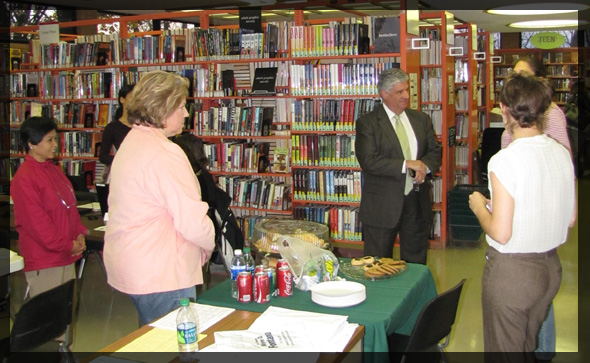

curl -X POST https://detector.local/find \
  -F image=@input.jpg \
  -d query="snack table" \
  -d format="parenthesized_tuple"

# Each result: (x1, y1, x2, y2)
(197, 261, 437, 363)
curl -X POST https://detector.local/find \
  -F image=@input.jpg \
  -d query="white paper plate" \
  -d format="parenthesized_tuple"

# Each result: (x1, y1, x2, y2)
(310, 281, 366, 308)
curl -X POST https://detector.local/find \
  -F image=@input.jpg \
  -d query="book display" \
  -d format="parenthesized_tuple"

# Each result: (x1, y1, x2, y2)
(9, 9, 474, 251)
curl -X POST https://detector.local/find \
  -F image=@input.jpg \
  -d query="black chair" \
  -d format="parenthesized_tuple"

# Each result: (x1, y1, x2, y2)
(9, 279, 76, 362)
(480, 128, 504, 182)
(388, 279, 466, 363)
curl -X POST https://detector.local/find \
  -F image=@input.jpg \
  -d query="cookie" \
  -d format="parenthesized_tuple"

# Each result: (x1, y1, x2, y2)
(351, 257, 364, 266)
(363, 256, 375, 265)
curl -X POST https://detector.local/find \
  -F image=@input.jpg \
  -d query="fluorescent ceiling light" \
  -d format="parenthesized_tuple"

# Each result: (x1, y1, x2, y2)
(487, 3, 588, 15)
(509, 19, 585, 28)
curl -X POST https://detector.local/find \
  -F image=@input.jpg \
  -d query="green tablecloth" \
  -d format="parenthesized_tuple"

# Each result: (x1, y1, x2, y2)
(197, 262, 437, 362)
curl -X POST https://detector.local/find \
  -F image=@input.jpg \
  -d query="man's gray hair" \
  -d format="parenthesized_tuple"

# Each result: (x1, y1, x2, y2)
(377, 67, 409, 93)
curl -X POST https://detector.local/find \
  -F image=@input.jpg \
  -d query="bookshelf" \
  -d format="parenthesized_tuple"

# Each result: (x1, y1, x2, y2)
(9, 9, 464, 252)
(417, 11, 456, 248)
(492, 47, 582, 107)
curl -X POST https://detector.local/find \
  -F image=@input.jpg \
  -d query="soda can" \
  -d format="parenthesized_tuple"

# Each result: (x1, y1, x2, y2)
(276, 259, 289, 273)
(264, 267, 276, 297)
(254, 272, 270, 303)
(237, 271, 252, 303)
(255, 265, 266, 275)
(277, 266, 293, 297)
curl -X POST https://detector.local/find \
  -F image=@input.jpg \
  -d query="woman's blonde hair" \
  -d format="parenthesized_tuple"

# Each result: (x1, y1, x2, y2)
(127, 71, 189, 128)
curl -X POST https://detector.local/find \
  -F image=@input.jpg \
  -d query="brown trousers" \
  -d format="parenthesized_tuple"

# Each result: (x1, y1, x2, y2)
(482, 246, 561, 362)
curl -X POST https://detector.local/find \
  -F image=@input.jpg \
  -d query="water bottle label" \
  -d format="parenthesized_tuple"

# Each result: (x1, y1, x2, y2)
(177, 323, 197, 345)
(230, 265, 246, 280)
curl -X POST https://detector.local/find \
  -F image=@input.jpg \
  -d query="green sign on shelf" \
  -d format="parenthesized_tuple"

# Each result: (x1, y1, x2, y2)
(530, 32, 565, 49)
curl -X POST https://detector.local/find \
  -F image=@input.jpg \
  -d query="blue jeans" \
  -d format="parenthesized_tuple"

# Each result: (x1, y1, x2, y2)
(129, 286, 196, 326)
(536, 303, 556, 360)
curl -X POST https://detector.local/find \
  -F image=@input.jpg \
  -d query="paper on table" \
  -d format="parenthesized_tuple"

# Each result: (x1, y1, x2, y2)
(248, 306, 357, 352)
(114, 328, 206, 353)
(213, 329, 319, 352)
(149, 303, 235, 333)
(211, 306, 357, 352)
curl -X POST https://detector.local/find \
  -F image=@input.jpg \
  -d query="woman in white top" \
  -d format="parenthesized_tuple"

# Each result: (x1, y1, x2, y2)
(469, 73, 576, 356)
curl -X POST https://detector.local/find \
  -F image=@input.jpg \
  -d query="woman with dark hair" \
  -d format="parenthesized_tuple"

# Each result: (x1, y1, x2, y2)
(99, 84, 135, 167)
(172, 134, 214, 201)
(11, 117, 87, 297)
(104, 71, 214, 326)
(469, 73, 576, 357)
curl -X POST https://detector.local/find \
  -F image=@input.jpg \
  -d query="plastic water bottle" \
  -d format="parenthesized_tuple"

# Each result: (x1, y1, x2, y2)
(230, 249, 246, 299)
(177, 298, 198, 353)
(243, 247, 255, 275)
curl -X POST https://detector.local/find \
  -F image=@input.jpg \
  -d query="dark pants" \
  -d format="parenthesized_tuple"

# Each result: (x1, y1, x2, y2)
(482, 246, 561, 362)
(362, 190, 429, 264)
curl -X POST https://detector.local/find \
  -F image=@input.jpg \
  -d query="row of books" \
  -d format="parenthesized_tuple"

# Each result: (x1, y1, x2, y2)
(291, 98, 380, 132)
(194, 105, 274, 137)
(455, 88, 469, 112)
(550, 78, 575, 91)
(216, 175, 291, 211)
(421, 67, 443, 103)
(290, 22, 370, 58)
(454, 172, 470, 185)
(293, 169, 362, 204)
(291, 134, 359, 168)
(431, 177, 443, 204)
(38, 71, 114, 100)
(202, 141, 272, 173)
(542, 51, 578, 64)
(546, 64, 580, 77)
(8, 130, 101, 157)
(454, 59, 469, 83)
(10, 73, 37, 98)
(294, 205, 363, 242)
(476, 86, 487, 107)
(421, 104, 443, 136)
(57, 159, 96, 180)
(476, 63, 487, 84)
(9, 100, 115, 128)
(455, 144, 470, 168)
(453, 33, 470, 55)
(38, 41, 111, 69)
(455, 114, 470, 139)
(289, 61, 399, 96)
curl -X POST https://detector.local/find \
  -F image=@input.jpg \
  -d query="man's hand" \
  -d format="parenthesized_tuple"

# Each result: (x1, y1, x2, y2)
(406, 160, 428, 184)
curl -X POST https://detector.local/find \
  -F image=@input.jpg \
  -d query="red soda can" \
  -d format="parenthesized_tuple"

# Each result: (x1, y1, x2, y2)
(276, 259, 289, 273)
(264, 267, 276, 297)
(255, 265, 266, 274)
(237, 271, 252, 303)
(254, 272, 270, 303)
(277, 266, 293, 297)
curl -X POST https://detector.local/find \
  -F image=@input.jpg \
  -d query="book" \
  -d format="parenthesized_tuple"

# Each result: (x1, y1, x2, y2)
(97, 103, 111, 127)
(10, 48, 21, 71)
(83, 103, 96, 128)
(272, 146, 289, 173)
(95, 42, 110, 65)
(373, 16, 401, 54)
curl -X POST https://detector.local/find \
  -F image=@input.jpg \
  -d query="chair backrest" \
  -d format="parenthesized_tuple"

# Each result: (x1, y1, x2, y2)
(405, 279, 466, 352)
(480, 128, 504, 182)
(10, 279, 75, 352)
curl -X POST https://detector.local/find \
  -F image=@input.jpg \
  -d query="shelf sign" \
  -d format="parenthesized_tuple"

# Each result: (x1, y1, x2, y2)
(449, 47, 464, 57)
(39, 22, 59, 45)
(530, 32, 565, 50)
(239, 9, 262, 34)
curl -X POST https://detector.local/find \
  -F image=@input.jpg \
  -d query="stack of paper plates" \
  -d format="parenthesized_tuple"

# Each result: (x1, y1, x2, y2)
(310, 281, 366, 308)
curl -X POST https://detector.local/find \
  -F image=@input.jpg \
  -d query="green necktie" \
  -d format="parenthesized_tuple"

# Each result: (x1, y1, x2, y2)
(394, 114, 414, 195)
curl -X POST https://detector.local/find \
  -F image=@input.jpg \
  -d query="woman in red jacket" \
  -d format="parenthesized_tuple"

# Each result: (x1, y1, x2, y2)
(11, 117, 87, 297)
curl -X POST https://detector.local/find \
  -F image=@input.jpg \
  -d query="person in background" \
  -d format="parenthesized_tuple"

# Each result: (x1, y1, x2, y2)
(502, 55, 572, 361)
(502, 56, 571, 153)
(355, 68, 441, 264)
(469, 73, 576, 359)
(99, 84, 135, 168)
(564, 80, 590, 177)
(104, 71, 215, 326)
(11, 117, 87, 295)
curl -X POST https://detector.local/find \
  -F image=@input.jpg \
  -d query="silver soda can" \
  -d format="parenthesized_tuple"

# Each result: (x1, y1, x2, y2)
(254, 272, 270, 303)
(277, 266, 293, 297)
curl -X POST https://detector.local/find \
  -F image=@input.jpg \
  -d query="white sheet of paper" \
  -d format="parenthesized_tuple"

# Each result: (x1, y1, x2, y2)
(149, 303, 235, 333)
(213, 329, 316, 352)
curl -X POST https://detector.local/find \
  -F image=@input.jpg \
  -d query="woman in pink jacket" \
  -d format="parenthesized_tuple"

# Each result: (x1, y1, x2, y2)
(104, 71, 215, 326)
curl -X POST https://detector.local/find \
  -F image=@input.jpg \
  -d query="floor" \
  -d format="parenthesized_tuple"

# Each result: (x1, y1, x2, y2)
(7, 179, 583, 360)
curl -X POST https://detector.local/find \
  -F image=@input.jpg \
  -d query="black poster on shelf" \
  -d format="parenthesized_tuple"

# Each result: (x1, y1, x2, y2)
(448, 126, 457, 147)
(239, 9, 262, 34)
(373, 16, 400, 54)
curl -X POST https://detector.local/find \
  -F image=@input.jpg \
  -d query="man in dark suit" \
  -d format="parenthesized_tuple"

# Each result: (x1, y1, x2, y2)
(355, 68, 441, 264)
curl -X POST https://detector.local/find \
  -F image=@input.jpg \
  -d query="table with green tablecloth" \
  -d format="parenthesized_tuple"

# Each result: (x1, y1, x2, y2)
(197, 261, 437, 362)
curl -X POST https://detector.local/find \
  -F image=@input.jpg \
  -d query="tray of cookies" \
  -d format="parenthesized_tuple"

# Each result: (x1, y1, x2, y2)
(339, 256, 407, 281)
